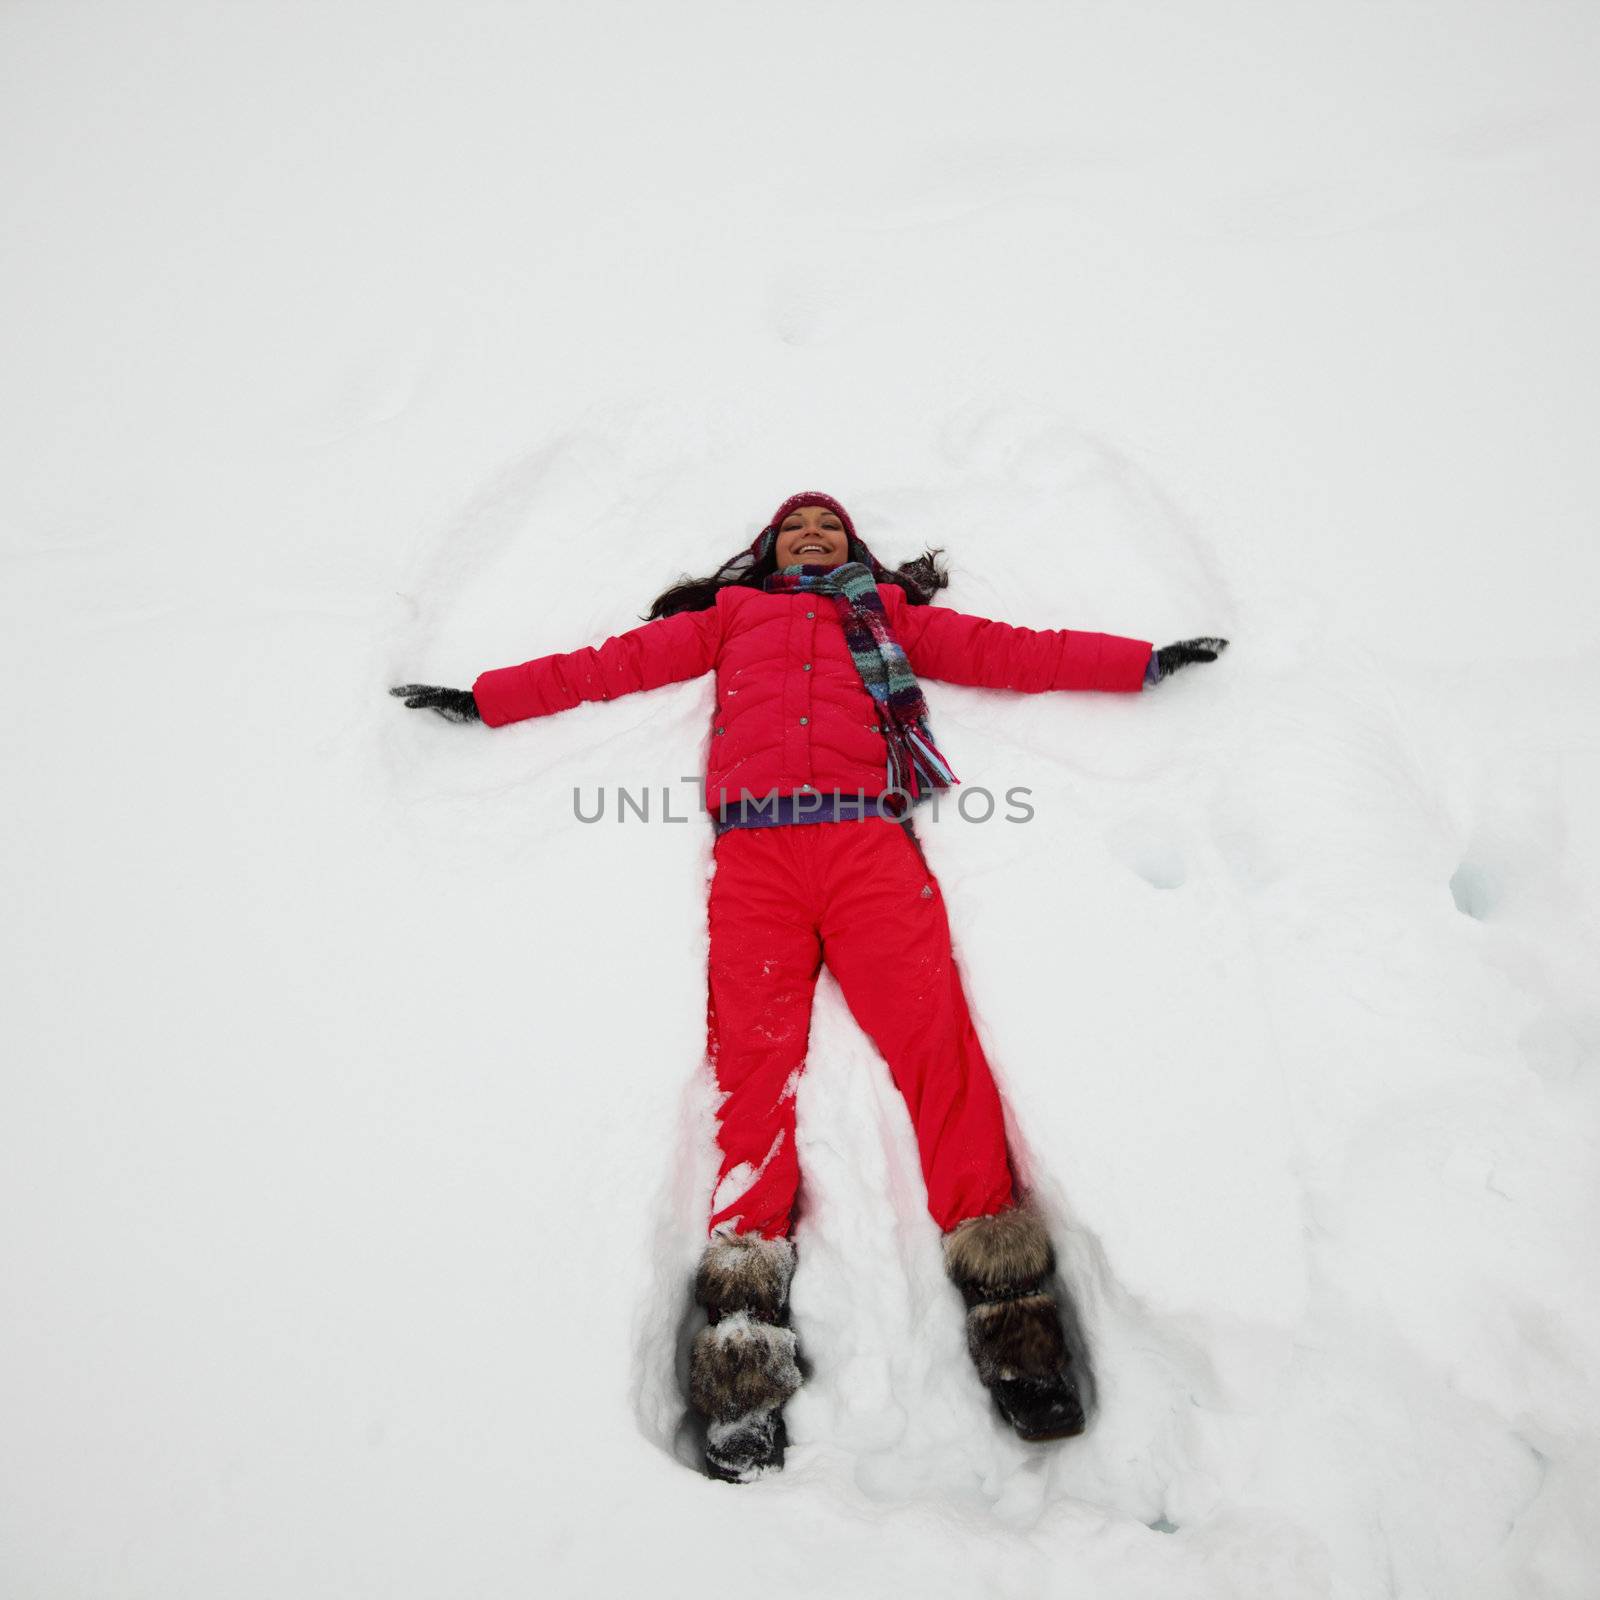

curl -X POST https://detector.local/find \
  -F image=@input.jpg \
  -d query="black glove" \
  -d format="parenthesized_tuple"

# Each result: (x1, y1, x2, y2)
(389, 683, 482, 723)
(1151, 637, 1229, 682)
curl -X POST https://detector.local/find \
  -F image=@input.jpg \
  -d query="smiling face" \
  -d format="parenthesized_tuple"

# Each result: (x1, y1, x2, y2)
(773, 503, 849, 569)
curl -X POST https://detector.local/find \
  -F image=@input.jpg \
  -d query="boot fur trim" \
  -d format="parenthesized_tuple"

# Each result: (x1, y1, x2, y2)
(942, 1207, 1055, 1299)
(689, 1313, 801, 1424)
(967, 1293, 1070, 1385)
(695, 1231, 796, 1321)
(705, 1410, 785, 1483)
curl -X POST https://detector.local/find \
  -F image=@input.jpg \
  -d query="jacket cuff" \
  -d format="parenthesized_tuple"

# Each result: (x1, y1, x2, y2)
(471, 665, 534, 728)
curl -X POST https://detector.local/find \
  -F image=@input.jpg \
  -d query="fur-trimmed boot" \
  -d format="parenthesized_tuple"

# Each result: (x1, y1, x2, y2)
(942, 1206, 1087, 1442)
(688, 1231, 801, 1482)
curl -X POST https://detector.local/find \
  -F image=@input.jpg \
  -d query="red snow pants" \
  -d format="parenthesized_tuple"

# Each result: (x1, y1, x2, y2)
(704, 818, 1015, 1240)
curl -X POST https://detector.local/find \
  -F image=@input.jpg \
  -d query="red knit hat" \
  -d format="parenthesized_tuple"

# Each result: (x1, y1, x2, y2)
(767, 491, 859, 544)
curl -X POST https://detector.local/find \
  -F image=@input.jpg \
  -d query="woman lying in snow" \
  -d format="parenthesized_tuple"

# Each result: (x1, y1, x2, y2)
(392, 490, 1226, 1482)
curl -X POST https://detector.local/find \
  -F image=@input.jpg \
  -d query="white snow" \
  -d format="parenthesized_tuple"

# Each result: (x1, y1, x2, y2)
(3, 2, 1599, 1596)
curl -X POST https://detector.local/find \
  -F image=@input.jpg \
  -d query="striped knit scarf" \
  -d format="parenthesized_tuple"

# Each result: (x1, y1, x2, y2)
(763, 560, 958, 800)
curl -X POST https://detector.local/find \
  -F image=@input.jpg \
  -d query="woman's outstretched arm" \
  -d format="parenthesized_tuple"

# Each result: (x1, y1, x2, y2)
(464, 599, 724, 727)
(881, 585, 1150, 692)
(880, 586, 1225, 693)
(390, 602, 723, 727)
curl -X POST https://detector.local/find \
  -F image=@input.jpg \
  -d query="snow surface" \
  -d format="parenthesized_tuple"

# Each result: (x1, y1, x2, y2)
(4, 2, 1599, 1596)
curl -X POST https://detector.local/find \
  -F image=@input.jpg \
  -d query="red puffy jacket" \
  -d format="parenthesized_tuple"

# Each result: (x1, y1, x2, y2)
(472, 584, 1153, 815)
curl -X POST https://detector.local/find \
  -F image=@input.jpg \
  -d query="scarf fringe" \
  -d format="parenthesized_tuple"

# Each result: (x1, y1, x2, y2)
(886, 715, 959, 800)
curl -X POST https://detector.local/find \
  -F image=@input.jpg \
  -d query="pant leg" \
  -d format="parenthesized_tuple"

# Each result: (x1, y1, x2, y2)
(704, 829, 823, 1240)
(817, 820, 1015, 1232)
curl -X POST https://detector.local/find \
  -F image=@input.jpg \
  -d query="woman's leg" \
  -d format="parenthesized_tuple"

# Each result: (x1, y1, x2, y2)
(703, 829, 824, 1239)
(819, 820, 1085, 1439)
(816, 819, 1014, 1231)
(692, 829, 821, 1479)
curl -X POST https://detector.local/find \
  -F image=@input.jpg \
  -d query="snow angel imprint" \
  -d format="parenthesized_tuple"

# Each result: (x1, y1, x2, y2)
(392, 490, 1227, 1482)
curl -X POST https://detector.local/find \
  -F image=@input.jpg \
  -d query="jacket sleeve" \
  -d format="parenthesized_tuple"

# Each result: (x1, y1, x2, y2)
(883, 585, 1153, 694)
(471, 600, 722, 727)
